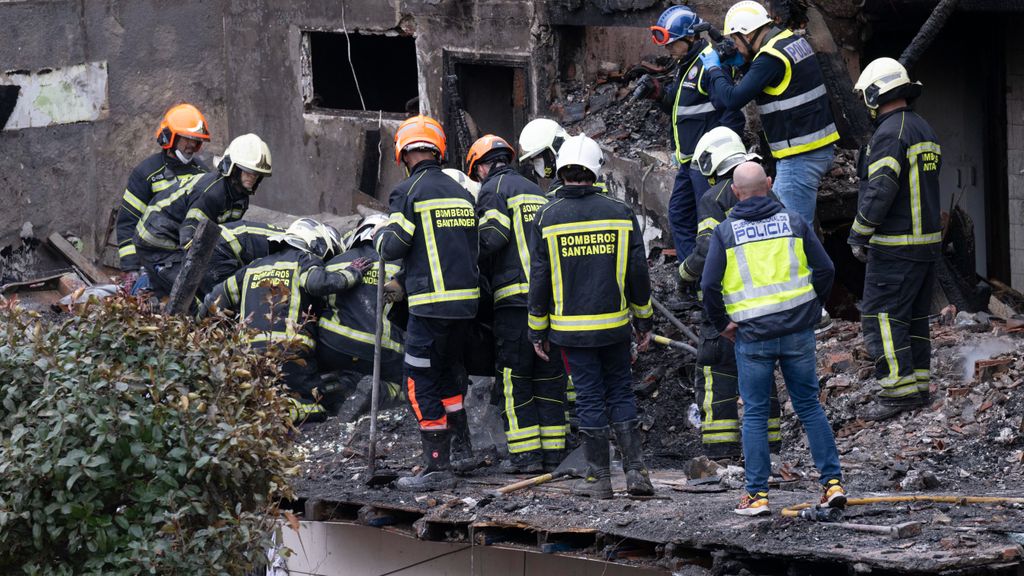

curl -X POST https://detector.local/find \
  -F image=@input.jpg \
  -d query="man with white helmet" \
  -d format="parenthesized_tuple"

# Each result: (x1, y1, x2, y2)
(198, 220, 285, 297)
(518, 118, 569, 184)
(849, 58, 941, 421)
(528, 134, 655, 498)
(680, 127, 782, 459)
(700, 1, 839, 230)
(133, 133, 273, 296)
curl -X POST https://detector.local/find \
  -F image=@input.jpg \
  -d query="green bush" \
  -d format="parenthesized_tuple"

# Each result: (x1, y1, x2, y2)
(0, 297, 298, 575)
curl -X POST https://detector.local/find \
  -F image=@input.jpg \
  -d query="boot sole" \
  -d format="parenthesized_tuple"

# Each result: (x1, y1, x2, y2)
(734, 506, 771, 517)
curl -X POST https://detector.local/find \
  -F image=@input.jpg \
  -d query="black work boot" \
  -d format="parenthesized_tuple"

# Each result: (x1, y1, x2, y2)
(499, 450, 543, 474)
(611, 419, 654, 496)
(396, 430, 459, 492)
(862, 393, 926, 422)
(574, 427, 613, 499)
(542, 449, 565, 473)
(447, 409, 479, 474)
(706, 442, 743, 461)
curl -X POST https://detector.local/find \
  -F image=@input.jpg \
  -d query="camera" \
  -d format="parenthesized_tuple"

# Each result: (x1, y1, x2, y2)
(693, 22, 740, 62)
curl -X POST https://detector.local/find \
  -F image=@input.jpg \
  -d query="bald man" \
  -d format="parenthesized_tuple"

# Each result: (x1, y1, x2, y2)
(701, 162, 845, 517)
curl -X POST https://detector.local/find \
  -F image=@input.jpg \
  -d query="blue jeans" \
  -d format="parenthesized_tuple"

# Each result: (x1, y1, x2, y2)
(563, 342, 637, 428)
(669, 164, 710, 261)
(735, 329, 842, 494)
(772, 144, 834, 229)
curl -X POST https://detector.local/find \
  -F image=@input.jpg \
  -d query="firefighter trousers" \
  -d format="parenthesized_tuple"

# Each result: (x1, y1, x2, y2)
(494, 308, 567, 455)
(696, 322, 780, 450)
(861, 251, 934, 399)
(403, 315, 469, 431)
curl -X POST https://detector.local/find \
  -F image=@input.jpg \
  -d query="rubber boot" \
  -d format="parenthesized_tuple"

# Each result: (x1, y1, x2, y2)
(396, 430, 459, 492)
(499, 450, 543, 474)
(542, 449, 564, 473)
(862, 393, 926, 422)
(611, 419, 654, 496)
(574, 427, 613, 499)
(448, 409, 479, 474)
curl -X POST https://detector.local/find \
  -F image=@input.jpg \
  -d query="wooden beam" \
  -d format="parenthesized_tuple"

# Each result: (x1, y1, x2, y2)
(46, 232, 106, 285)
(165, 219, 220, 316)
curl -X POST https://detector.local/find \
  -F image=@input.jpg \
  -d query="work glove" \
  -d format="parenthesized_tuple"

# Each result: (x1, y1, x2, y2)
(723, 51, 745, 68)
(850, 244, 869, 263)
(700, 49, 722, 70)
(678, 262, 698, 284)
(346, 257, 373, 279)
(383, 278, 405, 303)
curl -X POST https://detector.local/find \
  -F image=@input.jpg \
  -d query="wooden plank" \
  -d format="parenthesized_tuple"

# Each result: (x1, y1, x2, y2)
(165, 219, 221, 316)
(47, 232, 106, 285)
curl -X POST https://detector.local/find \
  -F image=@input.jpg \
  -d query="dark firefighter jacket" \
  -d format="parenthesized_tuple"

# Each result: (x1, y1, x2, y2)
(116, 152, 207, 269)
(477, 165, 547, 309)
(134, 172, 249, 254)
(204, 221, 285, 289)
(319, 242, 405, 364)
(848, 107, 942, 262)
(528, 184, 654, 348)
(375, 159, 479, 319)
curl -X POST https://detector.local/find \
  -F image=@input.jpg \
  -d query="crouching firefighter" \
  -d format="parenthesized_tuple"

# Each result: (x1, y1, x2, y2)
(849, 58, 941, 421)
(375, 115, 480, 491)
(204, 219, 371, 422)
(528, 134, 655, 498)
(679, 127, 781, 459)
(317, 214, 406, 416)
(199, 220, 285, 297)
(469, 134, 568, 474)
(134, 133, 272, 297)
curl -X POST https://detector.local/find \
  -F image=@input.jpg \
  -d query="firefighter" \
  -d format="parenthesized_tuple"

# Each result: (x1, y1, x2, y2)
(678, 127, 781, 459)
(849, 58, 940, 421)
(318, 214, 405, 415)
(701, 1, 839, 230)
(116, 104, 211, 278)
(199, 220, 285, 297)
(701, 162, 845, 516)
(375, 115, 480, 492)
(529, 134, 655, 498)
(638, 5, 745, 264)
(134, 133, 272, 297)
(468, 134, 568, 474)
(204, 219, 370, 421)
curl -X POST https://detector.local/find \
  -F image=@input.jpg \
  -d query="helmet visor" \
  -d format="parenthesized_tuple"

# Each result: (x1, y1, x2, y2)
(650, 26, 673, 46)
(696, 150, 715, 176)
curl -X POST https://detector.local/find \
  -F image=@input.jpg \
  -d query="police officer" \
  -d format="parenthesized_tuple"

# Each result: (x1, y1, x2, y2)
(641, 5, 745, 264)
(375, 115, 480, 492)
(205, 219, 370, 421)
(116, 104, 211, 278)
(701, 1, 839, 230)
(849, 58, 940, 421)
(199, 220, 285, 297)
(529, 134, 654, 498)
(468, 134, 568, 474)
(679, 127, 781, 459)
(318, 214, 405, 416)
(134, 133, 272, 297)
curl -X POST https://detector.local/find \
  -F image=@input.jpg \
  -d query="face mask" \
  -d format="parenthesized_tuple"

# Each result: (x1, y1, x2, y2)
(532, 157, 547, 179)
(175, 149, 194, 164)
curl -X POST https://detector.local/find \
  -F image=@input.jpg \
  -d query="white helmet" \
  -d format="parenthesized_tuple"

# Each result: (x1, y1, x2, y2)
(347, 213, 388, 250)
(218, 133, 272, 177)
(518, 118, 569, 162)
(555, 133, 604, 181)
(271, 218, 341, 260)
(722, 1, 772, 36)
(854, 57, 920, 110)
(442, 168, 481, 199)
(693, 127, 761, 177)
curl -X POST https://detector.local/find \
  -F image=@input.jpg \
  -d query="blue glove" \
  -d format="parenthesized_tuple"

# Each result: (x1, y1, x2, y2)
(700, 49, 722, 70)
(723, 52, 745, 68)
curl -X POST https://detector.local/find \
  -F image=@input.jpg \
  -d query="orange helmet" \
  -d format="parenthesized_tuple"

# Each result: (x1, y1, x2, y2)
(466, 135, 513, 180)
(156, 103, 211, 149)
(394, 115, 447, 164)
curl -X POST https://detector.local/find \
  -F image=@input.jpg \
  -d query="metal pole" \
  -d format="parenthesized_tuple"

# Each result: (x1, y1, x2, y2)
(367, 254, 386, 476)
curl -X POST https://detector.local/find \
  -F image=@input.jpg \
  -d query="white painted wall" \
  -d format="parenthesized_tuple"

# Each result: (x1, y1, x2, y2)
(1, 61, 108, 129)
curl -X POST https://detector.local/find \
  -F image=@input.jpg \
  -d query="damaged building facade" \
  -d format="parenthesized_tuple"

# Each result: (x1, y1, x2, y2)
(3, 0, 1024, 295)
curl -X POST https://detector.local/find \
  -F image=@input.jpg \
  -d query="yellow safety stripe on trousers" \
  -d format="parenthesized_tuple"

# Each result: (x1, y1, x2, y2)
(508, 438, 543, 454)
(408, 288, 479, 307)
(722, 237, 815, 322)
(914, 368, 930, 381)
(876, 312, 904, 387)
(118, 244, 137, 258)
(702, 420, 740, 431)
(318, 316, 403, 353)
(630, 299, 653, 320)
(698, 217, 721, 234)
(503, 366, 524, 436)
(868, 156, 902, 178)
(508, 193, 544, 283)
(701, 366, 738, 433)
(540, 425, 567, 437)
(241, 261, 304, 340)
(550, 309, 630, 332)
(121, 189, 147, 214)
(528, 314, 550, 330)
(494, 282, 529, 302)
(480, 208, 512, 230)
(851, 219, 875, 236)
(703, 431, 741, 443)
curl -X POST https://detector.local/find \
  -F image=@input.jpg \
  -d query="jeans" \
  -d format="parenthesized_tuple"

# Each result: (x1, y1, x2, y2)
(669, 164, 711, 260)
(734, 329, 842, 494)
(772, 144, 834, 229)
(562, 342, 637, 428)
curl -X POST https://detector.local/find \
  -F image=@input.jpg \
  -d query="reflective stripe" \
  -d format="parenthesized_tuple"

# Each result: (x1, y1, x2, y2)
(507, 192, 543, 285)
(528, 314, 549, 331)
(768, 123, 839, 153)
(907, 141, 940, 239)
(676, 101, 716, 116)
(408, 288, 479, 307)
(388, 212, 416, 236)
(702, 432, 742, 443)
(494, 282, 529, 302)
(869, 232, 941, 246)
(868, 156, 901, 178)
(630, 300, 653, 319)
(480, 208, 511, 229)
(914, 369, 930, 380)
(185, 207, 211, 224)
(405, 353, 431, 368)
(318, 316, 403, 353)
(420, 207, 445, 293)
(221, 228, 244, 261)
(508, 438, 543, 453)
(756, 84, 827, 115)
(698, 217, 720, 233)
(550, 309, 630, 332)
(414, 197, 474, 212)
(442, 395, 464, 413)
(118, 244, 137, 258)
(225, 276, 240, 306)
(540, 219, 632, 238)
(122, 190, 147, 214)
(729, 290, 817, 322)
(877, 312, 900, 385)
(250, 332, 315, 349)
(724, 238, 813, 308)
(851, 219, 875, 236)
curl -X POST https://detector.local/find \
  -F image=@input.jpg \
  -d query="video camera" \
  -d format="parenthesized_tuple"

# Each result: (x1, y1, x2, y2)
(693, 22, 739, 62)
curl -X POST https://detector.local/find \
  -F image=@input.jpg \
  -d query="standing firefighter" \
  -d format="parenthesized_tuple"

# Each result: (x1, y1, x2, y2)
(640, 5, 745, 263)
(376, 115, 480, 492)
(679, 127, 781, 459)
(134, 133, 272, 296)
(849, 58, 940, 421)
(116, 104, 210, 277)
(469, 134, 568, 474)
(529, 134, 655, 498)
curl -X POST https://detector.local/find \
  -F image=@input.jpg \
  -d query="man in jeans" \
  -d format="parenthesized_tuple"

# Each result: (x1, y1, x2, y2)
(701, 162, 846, 516)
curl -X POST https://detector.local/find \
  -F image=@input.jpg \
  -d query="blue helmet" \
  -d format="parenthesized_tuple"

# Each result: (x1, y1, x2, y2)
(651, 5, 703, 46)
